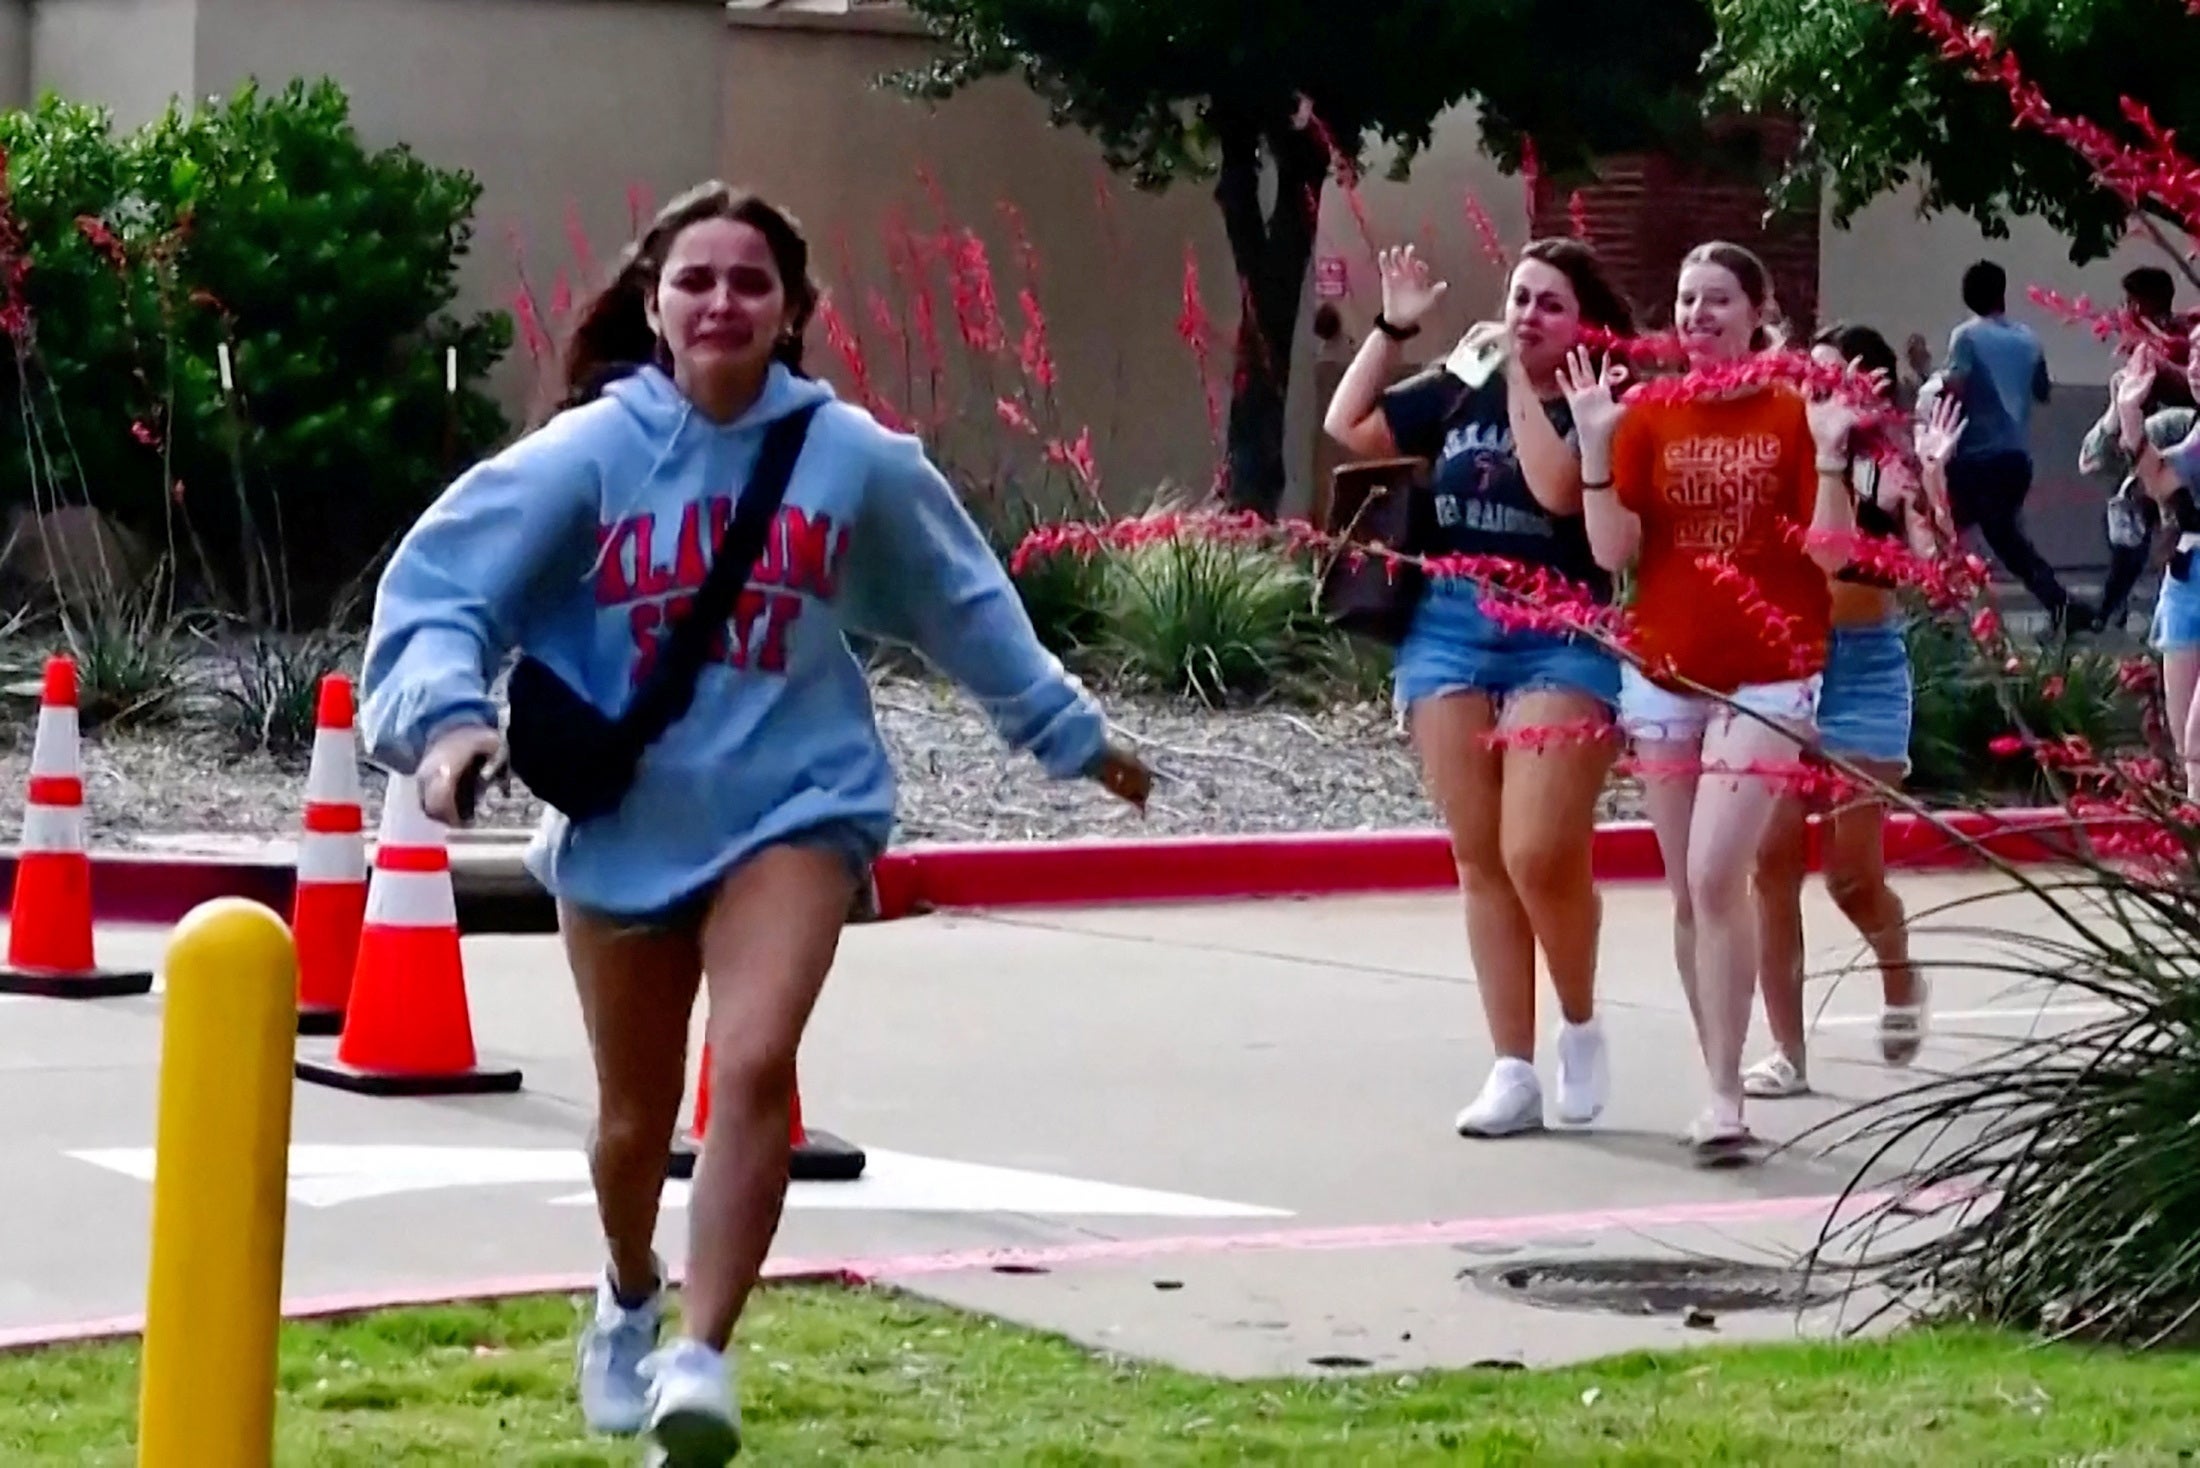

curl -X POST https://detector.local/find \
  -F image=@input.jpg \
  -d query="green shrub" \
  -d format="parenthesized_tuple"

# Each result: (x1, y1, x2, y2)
(0, 80, 512, 624)
(1097, 528, 1327, 706)
(211, 625, 361, 760)
(1906, 609, 2144, 801)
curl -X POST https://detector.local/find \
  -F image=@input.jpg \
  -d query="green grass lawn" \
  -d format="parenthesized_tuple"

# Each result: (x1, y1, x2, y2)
(2, 1283, 2196, 1464)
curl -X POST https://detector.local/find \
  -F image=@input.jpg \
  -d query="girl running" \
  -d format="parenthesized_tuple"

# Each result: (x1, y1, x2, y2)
(1325, 239, 1636, 1137)
(1558, 240, 1857, 1158)
(1745, 324, 1960, 1098)
(357, 182, 1151, 1465)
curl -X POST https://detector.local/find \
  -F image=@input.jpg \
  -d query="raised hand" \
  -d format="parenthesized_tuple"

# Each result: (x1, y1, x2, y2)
(1914, 391, 1966, 471)
(2115, 344, 2161, 414)
(1556, 346, 1626, 445)
(1377, 245, 1448, 332)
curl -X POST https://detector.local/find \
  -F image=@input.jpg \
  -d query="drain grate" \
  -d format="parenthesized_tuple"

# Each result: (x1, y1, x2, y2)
(1464, 1257, 1833, 1317)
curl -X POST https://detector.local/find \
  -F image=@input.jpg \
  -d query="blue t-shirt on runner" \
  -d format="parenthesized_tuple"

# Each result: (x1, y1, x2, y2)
(1378, 368, 1611, 603)
(1947, 315, 2050, 462)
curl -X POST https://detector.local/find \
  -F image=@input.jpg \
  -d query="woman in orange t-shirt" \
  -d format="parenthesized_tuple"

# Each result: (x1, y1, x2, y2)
(1557, 241, 1857, 1159)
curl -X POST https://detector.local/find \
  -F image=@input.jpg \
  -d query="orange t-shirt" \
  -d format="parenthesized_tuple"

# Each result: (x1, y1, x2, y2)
(1611, 385, 1832, 694)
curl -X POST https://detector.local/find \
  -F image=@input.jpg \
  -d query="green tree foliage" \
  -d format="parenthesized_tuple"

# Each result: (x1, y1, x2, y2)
(0, 79, 512, 622)
(1707, 0, 2186, 263)
(896, 0, 1715, 517)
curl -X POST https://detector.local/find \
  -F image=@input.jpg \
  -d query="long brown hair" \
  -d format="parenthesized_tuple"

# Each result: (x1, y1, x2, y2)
(555, 182, 822, 417)
(1516, 237, 1635, 338)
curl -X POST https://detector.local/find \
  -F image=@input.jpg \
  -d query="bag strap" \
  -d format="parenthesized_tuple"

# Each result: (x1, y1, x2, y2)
(618, 401, 822, 749)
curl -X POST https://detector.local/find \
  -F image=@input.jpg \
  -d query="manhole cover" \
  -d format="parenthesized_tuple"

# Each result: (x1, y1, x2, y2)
(1465, 1257, 1833, 1317)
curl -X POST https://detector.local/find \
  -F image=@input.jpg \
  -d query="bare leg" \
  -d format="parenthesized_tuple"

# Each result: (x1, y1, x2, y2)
(1822, 765, 1914, 1010)
(1497, 689, 1618, 1026)
(1686, 711, 1811, 1117)
(1751, 795, 1811, 1071)
(1411, 692, 1534, 1059)
(560, 906, 703, 1303)
(1635, 737, 1705, 1028)
(2169, 650, 2200, 798)
(679, 844, 857, 1350)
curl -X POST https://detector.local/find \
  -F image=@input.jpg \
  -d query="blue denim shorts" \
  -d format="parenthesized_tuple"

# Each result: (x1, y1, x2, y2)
(2152, 566, 2200, 651)
(1815, 618, 1914, 769)
(1393, 583, 1621, 717)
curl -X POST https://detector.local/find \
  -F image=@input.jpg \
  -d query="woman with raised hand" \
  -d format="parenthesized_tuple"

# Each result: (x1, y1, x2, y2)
(1557, 240, 1855, 1160)
(2110, 329, 2200, 796)
(357, 181, 1151, 1465)
(1745, 324, 1958, 1100)
(1325, 239, 1635, 1137)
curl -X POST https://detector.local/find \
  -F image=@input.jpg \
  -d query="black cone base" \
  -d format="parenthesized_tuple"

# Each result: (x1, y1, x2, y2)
(0, 965, 154, 998)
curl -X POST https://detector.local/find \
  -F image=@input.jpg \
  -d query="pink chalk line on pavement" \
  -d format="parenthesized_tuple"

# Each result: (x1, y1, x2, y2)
(0, 1183, 1966, 1354)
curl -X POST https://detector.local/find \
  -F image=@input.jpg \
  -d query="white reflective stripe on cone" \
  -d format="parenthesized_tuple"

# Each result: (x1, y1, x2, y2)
(376, 773, 449, 850)
(27, 708, 80, 778)
(20, 803, 84, 853)
(363, 866, 458, 929)
(304, 728, 363, 804)
(297, 830, 368, 884)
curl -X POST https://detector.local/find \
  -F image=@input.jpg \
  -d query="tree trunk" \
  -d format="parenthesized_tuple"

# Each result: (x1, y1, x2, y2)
(1212, 112, 1327, 519)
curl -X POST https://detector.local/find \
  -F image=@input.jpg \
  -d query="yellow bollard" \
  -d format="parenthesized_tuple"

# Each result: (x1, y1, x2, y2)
(137, 898, 299, 1468)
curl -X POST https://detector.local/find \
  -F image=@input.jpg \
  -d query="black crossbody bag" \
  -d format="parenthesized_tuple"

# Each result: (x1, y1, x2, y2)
(490, 403, 820, 823)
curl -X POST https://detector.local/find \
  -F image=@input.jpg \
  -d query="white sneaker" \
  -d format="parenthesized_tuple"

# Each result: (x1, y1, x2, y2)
(1454, 1058, 1545, 1137)
(576, 1263, 663, 1436)
(1553, 1017, 1610, 1126)
(642, 1337, 744, 1465)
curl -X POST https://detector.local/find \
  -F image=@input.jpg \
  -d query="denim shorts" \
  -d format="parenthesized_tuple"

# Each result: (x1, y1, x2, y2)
(2152, 564, 2200, 652)
(1392, 583, 1620, 717)
(1815, 618, 1915, 769)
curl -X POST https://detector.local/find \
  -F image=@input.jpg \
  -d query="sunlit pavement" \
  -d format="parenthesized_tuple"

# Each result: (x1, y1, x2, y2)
(0, 870, 2099, 1374)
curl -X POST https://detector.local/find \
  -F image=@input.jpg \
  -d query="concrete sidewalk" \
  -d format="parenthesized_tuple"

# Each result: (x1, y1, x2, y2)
(0, 871, 2094, 1376)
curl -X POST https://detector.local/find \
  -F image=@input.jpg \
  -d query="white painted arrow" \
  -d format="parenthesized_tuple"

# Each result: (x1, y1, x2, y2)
(555, 1148, 1289, 1218)
(68, 1144, 1289, 1219)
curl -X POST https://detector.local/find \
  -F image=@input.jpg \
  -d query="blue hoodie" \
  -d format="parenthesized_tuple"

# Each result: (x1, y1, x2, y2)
(358, 362, 1109, 917)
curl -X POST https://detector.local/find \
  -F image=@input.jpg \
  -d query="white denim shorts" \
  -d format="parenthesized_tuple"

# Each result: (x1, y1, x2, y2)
(1618, 662, 1821, 744)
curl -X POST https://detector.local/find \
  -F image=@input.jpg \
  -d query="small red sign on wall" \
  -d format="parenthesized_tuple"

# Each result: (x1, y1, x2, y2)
(1314, 256, 1349, 300)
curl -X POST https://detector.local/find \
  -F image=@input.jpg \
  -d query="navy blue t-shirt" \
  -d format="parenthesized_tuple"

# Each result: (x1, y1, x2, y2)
(1379, 368, 1611, 602)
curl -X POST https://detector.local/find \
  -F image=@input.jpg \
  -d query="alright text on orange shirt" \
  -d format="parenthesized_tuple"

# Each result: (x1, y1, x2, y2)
(1611, 385, 1832, 695)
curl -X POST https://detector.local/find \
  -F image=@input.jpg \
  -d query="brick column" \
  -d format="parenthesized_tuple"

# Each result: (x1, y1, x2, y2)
(1531, 119, 1821, 340)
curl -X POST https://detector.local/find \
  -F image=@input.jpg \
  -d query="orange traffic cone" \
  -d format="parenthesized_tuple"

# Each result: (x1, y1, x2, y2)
(665, 1041, 865, 1183)
(291, 675, 367, 1035)
(295, 770, 521, 1095)
(0, 656, 151, 998)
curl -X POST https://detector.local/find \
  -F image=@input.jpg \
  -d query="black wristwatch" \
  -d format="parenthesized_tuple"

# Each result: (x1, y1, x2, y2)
(1374, 313, 1421, 342)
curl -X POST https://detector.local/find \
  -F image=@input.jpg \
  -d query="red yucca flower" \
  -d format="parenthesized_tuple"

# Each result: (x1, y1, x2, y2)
(1567, 191, 1592, 240)
(1462, 192, 1508, 270)
(1176, 247, 1225, 450)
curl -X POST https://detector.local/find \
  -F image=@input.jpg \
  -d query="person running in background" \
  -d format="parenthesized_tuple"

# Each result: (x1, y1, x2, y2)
(1746, 324, 1959, 1100)
(2088, 267, 2198, 630)
(358, 182, 1151, 1465)
(1941, 259, 2092, 631)
(1559, 240, 1856, 1160)
(1325, 238, 1634, 1139)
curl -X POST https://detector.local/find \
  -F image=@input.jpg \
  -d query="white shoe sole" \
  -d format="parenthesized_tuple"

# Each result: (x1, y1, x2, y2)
(1455, 1109, 1545, 1138)
(648, 1403, 744, 1465)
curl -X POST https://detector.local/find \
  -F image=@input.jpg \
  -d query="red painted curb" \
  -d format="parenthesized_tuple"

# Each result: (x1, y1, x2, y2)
(0, 851, 295, 927)
(0, 806, 2137, 929)
(870, 807, 2142, 918)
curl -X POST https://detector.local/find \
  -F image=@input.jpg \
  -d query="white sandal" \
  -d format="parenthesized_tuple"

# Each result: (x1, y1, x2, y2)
(1879, 978, 1931, 1067)
(1742, 1051, 1809, 1098)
